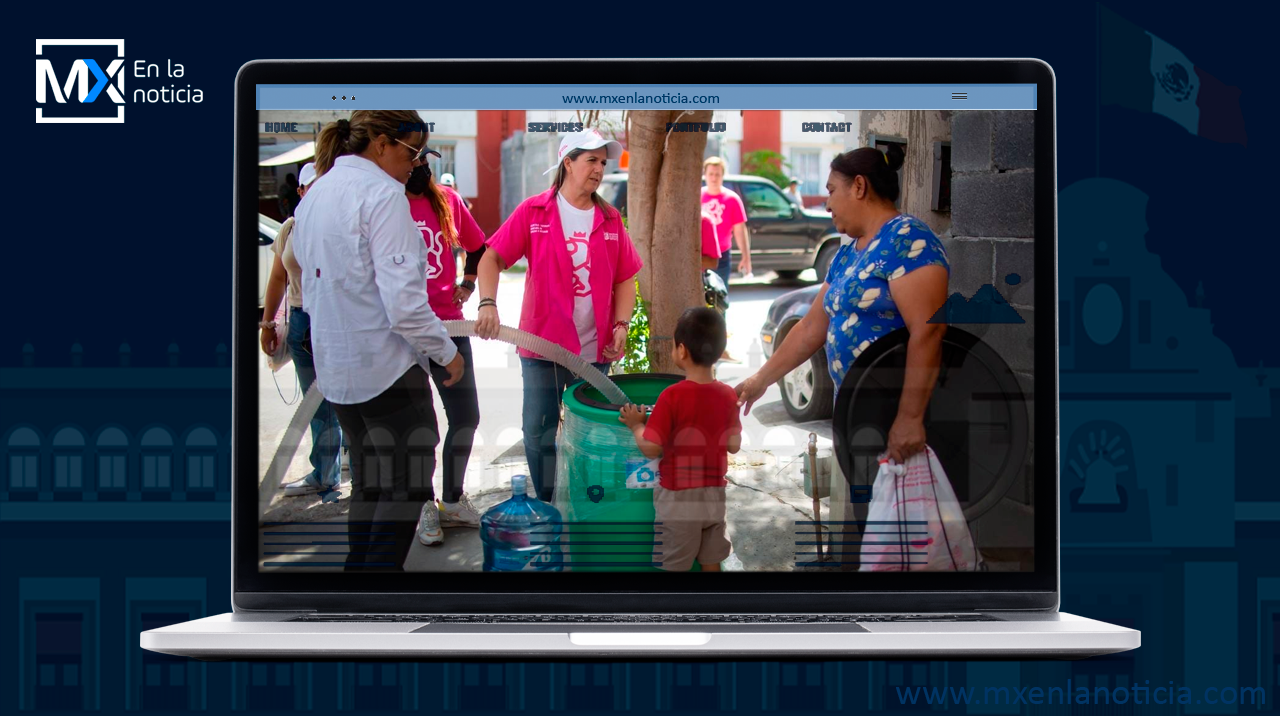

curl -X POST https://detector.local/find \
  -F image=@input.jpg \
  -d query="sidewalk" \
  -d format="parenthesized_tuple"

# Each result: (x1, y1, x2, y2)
(258, 448, 831, 573)
(258, 272, 838, 572)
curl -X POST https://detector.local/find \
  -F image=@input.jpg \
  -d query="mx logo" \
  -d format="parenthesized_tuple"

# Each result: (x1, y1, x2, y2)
(36, 39, 126, 124)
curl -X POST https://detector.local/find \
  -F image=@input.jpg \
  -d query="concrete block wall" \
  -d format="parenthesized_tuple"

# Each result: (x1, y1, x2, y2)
(947, 110, 1037, 507)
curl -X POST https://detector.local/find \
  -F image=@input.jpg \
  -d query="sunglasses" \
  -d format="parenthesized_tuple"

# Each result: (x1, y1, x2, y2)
(394, 136, 441, 164)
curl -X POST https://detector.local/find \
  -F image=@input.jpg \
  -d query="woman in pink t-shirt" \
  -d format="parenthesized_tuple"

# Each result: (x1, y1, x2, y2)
(405, 164, 487, 542)
(475, 129, 643, 502)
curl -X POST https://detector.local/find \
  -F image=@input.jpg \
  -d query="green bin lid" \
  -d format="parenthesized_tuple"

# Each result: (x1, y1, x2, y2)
(564, 373, 684, 422)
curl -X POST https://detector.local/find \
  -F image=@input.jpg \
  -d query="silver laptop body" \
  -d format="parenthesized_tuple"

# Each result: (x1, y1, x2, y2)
(142, 57, 1138, 659)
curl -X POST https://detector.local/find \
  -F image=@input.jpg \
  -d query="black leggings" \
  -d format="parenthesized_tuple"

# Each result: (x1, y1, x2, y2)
(426, 336, 479, 504)
(332, 365, 438, 572)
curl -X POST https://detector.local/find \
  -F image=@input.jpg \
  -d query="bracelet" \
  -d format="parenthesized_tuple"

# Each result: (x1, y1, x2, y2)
(458, 279, 476, 292)
(258, 320, 276, 330)
(613, 320, 629, 331)
(478, 298, 497, 308)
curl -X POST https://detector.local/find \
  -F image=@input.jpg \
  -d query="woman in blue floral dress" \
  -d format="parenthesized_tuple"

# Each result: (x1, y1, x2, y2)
(736, 146, 949, 463)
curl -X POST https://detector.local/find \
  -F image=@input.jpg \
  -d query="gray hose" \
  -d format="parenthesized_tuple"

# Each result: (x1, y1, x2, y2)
(260, 321, 628, 515)
(442, 320, 628, 405)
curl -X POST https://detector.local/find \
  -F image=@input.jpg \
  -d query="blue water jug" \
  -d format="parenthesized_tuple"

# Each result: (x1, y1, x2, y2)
(481, 475, 564, 572)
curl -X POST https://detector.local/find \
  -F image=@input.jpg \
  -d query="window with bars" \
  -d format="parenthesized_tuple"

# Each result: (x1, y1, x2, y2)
(185, 428, 218, 490)
(426, 142, 457, 184)
(790, 148, 821, 196)
(7, 427, 40, 490)
(96, 427, 128, 491)
(10, 454, 38, 489)
(143, 455, 171, 489)
(187, 455, 215, 490)
(54, 455, 83, 489)
(51, 428, 86, 490)
(99, 455, 126, 490)
(140, 428, 174, 491)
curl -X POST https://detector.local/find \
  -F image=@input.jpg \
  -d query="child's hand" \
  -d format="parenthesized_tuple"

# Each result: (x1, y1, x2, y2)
(618, 403, 646, 428)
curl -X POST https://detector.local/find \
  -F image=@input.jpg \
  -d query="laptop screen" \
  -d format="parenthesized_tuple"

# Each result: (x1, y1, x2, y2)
(240, 63, 1051, 597)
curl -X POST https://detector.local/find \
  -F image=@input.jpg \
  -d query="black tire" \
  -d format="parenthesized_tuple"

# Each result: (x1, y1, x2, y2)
(776, 326, 834, 422)
(773, 269, 803, 281)
(814, 241, 839, 282)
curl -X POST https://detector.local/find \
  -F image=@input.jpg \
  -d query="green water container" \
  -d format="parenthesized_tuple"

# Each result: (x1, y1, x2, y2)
(553, 373, 682, 572)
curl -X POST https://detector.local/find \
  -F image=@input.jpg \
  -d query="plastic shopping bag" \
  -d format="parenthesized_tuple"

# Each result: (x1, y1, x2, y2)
(859, 446, 981, 571)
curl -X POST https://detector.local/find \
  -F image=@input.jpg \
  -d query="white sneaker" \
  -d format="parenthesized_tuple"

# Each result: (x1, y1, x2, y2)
(281, 472, 326, 496)
(439, 495, 482, 528)
(415, 502, 444, 546)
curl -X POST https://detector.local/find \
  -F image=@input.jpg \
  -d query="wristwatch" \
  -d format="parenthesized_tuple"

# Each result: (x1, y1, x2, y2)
(458, 279, 476, 292)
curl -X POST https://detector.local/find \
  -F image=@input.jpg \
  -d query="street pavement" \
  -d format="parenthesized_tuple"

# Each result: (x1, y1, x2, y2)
(257, 269, 838, 572)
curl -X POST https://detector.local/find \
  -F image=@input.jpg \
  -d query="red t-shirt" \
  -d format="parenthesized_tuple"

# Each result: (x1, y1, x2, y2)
(408, 187, 486, 320)
(642, 380, 742, 490)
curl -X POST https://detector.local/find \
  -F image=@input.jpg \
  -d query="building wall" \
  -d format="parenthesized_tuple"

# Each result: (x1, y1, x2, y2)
(857, 109, 954, 236)
(475, 110, 524, 236)
(499, 130, 559, 226)
(256, 110, 479, 211)
(780, 110, 849, 203)
(741, 110, 782, 166)
(708, 110, 743, 171)
(827, 109, 1036, 542)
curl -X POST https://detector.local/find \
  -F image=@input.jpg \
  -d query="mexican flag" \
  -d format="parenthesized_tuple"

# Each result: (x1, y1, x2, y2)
(1099, 4, 1247, 146)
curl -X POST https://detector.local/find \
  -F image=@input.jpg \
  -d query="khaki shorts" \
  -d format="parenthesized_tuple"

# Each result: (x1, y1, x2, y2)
(653, 483, 732, 571)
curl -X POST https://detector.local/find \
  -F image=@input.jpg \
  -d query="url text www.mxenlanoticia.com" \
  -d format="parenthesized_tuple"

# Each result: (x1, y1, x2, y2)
(561, 93, 719, 105)
(897, 682, 1267, 708)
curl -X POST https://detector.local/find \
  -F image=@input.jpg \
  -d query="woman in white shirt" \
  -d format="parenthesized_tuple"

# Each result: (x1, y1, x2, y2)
(293, 111, 465, 571)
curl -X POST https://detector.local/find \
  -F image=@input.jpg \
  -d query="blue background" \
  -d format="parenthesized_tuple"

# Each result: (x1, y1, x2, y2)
(8, 1, 1278, 713)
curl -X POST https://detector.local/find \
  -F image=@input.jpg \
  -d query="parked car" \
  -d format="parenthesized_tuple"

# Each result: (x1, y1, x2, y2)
(597, 173, 844, 282)
(760, 283, 833, 421)
(258, 214, 281, 308)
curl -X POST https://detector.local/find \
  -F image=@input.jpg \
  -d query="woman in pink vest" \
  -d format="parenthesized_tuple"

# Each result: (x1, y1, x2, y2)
(405, 163, 488, 545)
(475, 129, 643, 502)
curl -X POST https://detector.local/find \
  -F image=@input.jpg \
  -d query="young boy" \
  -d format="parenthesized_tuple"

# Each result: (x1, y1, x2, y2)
(619, 307, 741, 571)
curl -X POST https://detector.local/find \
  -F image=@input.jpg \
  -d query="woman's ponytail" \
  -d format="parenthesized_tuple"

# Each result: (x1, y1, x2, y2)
(407, 165, 458, 248)
(315, 119, 351, 176)
(314, 111, 423, 177)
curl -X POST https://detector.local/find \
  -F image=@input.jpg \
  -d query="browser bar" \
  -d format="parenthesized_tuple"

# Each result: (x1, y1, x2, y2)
(256, 84, 1037, 110)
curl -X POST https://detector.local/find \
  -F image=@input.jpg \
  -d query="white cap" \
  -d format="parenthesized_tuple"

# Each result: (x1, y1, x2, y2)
(542, 128, 624, 176)
(440, 172, 456, 187)
(299, 162, 318, 187)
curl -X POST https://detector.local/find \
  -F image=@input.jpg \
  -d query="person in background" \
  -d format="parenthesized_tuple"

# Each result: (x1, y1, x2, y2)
(293, 110, 465, 571)
(701, 157, 750, 287)
(701, 157, 749, 362)
(261, 162, 344, 496)
(619, 308, 740, 572)
(785, 176, 804, 206)
(475, 128, 642, 503)
(405, 163, 487, 545)
(439, 172, 474, 212)
(278, 172, 300, 218)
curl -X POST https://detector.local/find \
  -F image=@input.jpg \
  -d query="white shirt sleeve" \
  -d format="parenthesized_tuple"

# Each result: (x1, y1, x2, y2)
(366, 189, 459, 368)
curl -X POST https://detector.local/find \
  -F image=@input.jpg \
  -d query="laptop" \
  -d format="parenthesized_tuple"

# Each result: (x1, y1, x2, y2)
(141, 58, 1139, 659)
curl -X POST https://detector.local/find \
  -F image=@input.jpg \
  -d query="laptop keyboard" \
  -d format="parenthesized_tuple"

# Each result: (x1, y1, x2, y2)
(291, 613, 997, 624)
